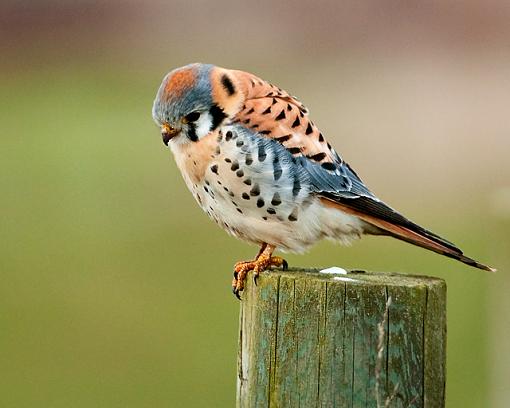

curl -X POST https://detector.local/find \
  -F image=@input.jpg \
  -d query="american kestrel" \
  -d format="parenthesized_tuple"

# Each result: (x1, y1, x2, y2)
(152, 63, 495, 298)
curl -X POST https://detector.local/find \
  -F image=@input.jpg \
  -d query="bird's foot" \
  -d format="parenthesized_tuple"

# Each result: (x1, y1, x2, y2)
(232, 255, 287, 299)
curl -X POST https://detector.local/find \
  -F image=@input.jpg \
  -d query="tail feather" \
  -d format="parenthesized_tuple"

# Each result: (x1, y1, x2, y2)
(320, 197, 496, 272)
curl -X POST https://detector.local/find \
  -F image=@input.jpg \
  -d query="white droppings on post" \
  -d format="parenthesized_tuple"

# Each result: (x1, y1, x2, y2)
(319, 266, 348, 275)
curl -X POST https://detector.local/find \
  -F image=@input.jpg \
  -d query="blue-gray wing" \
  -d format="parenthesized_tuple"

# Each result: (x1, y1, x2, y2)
(295, 155, 379, 200)
(296, 156, 460, 250)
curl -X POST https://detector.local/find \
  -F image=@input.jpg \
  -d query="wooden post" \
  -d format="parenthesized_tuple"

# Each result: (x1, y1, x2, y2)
(236, 268, 446, 408)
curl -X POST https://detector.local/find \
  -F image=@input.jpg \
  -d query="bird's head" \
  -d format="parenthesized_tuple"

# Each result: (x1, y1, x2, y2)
(152, 63, 244, 146)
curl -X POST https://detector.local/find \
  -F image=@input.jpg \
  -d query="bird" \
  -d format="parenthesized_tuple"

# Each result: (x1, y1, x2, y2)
(151, 63, 495, 298)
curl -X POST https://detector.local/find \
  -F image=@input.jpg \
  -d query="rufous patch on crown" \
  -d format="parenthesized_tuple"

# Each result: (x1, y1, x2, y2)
(164, 68, 197, 99)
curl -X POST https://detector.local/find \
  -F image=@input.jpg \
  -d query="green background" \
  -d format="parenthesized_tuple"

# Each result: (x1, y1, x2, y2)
(1, 1, 509, 406)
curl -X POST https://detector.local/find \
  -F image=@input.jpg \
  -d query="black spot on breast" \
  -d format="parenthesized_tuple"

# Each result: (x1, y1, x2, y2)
(272, 98, 278, 105)
(246, 107, 255, 114)
(231, 160, 239, 171)
(223, 186, 229, 192)
(225, 131, 233, 141)
(287, 147, 301, 154)
(243, 178, 252, 185)
(236, 139, 244, 147)
(275, 110, 286, 120)
(243, 119, 250, 124)
(209, 104, 227, 131)
(215, 146, 221, 155)
(273, 157, 282, 180)
(236, 169, 244, 177)
(250, 184, 260, 196)
(205, 180, 210, 186)
(231, 200, 238, 207)
(288, 209, 298, 221)
(245, 154, 253, 165)
(242, 192, 250, 200)
(258, 144, 267, 161)
(224, 157, 232, 163)
(259, 130, 271, 135)
(321, 162, 337, 171)
(292, 176, 301, 197)
(305, 122, 313, 135)
(221, 74, 236, 96)
(308, 152, 326, 161)
(318, 133, 324, 142)
(291, 116, 300, 128)
(262, 216, 268, 220)
(252, 124, 259, 129)
(257, 198, 265, 208)
(262, 106, 271, 115)
(287, 104, 293, 111)
(275, 134, 291, 143)
(271, 193, 281, 206)
(237, 208, 243, 214)
(210, 164, 218, 174)
(267, 208, 276, 214)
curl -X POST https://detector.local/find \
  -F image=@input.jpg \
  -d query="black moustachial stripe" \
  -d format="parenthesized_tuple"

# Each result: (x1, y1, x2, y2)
(221, 75, 236, 96)
(209, 104, 227, 131)
(187, 123, 198, 142)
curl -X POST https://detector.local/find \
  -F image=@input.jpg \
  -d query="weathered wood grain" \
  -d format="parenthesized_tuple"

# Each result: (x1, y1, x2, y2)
(236, 268, 446, 408)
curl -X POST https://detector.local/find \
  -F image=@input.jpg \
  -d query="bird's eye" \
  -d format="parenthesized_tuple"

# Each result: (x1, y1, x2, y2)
(183, 111, 201, 123)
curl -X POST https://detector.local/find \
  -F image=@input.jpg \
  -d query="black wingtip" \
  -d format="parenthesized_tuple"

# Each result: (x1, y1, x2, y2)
(457, 254, 496, 272)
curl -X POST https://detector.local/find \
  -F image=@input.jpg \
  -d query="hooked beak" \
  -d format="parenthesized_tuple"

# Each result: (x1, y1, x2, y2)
(161, 123, 180, 146)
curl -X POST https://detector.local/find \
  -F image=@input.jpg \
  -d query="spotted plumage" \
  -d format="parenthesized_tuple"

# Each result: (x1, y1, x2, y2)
(152, 63, 495, 297)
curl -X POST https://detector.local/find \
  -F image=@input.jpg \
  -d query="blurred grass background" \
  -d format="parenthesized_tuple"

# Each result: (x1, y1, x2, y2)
(1, 1, 509, 406)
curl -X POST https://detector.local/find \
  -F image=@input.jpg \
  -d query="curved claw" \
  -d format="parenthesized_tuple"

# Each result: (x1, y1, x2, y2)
(232, 286, 242, 300)
(230, 246, 287, 300)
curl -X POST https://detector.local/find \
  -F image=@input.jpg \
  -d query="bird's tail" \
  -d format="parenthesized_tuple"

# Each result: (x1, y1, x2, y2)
(370, 216, 496, 272)
(321, 197, 496, 272)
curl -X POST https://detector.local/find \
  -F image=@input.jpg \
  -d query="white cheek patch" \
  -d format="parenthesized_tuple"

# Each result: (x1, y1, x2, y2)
(194, 111, 213, 139)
